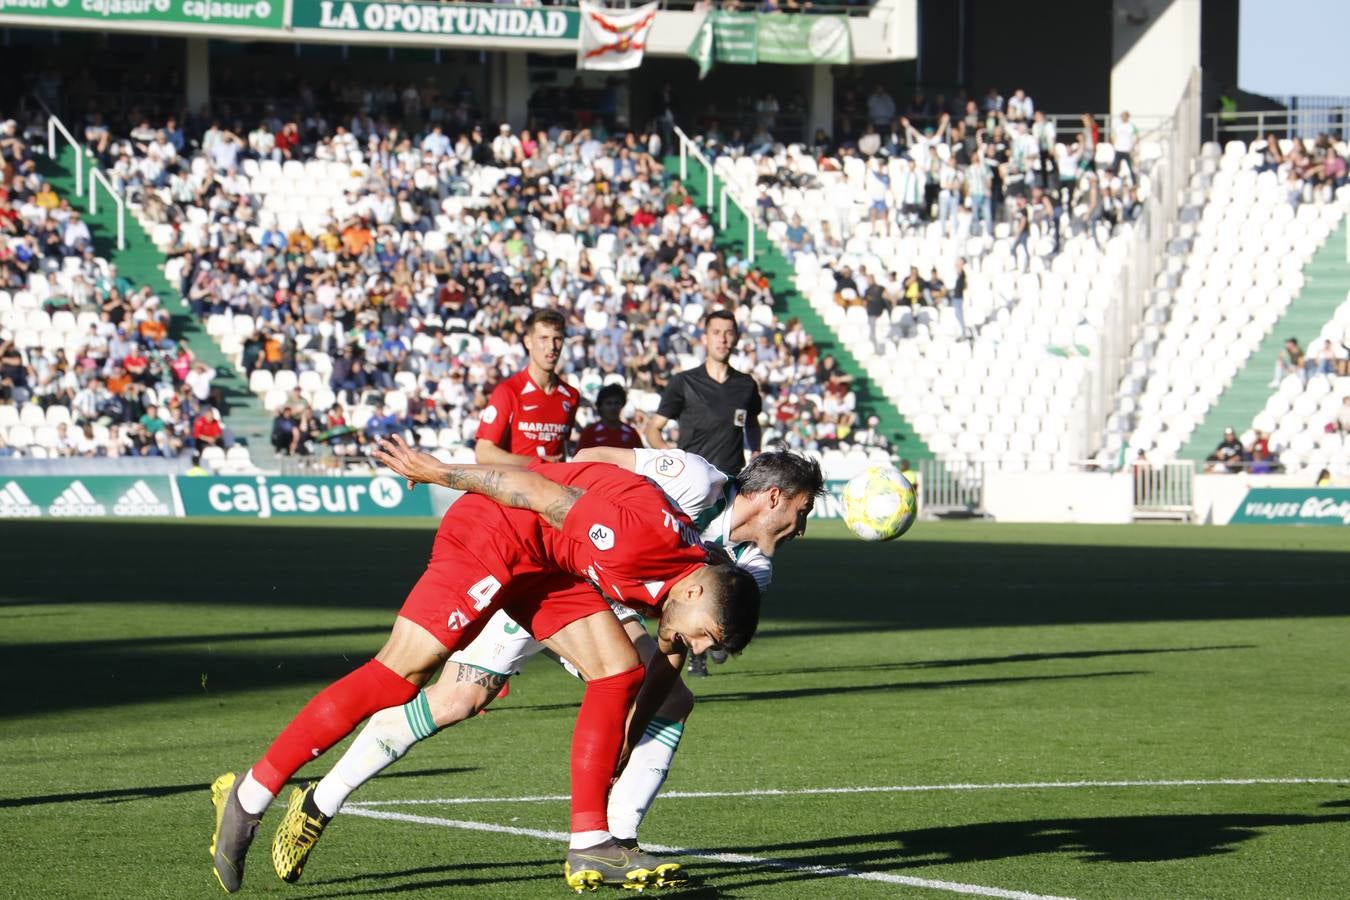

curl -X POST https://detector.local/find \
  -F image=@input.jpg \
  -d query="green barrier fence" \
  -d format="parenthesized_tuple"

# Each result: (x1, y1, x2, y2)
(1228, 487, 1350, 526)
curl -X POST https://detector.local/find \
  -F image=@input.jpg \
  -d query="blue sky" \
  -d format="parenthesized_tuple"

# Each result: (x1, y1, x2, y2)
(1239, 0, 1350, 98)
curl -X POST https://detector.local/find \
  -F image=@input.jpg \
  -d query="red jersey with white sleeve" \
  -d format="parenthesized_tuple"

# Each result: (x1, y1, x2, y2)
(399, 460, 711, 649)
(531, 459, 710, 617)
(575, 421, 644, 450)
(475, 369, 579, 459)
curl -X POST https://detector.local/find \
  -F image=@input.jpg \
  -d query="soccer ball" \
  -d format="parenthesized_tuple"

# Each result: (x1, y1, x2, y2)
(841, 466, 917, 542)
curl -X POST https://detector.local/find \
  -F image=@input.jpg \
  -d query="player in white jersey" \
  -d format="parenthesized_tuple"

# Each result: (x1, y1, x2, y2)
(269, 449, 823, 883)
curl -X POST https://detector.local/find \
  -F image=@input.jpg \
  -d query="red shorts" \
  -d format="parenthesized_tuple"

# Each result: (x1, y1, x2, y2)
(502, 576, 612, 642)
(398, 535, 611, 650)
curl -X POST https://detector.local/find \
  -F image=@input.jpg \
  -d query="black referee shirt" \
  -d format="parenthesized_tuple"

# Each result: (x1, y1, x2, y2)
(656, 364, 762, 476)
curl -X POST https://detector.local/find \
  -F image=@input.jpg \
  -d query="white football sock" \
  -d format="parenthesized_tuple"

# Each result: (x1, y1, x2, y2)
(606, 717, 684, 841)
(235, 769, 275, 816)
(569, 830, 612, 850)
(311, 692, 435, 817)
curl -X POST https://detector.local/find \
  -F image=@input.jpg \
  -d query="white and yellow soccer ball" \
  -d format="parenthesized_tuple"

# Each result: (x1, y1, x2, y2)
(841, 466, 917, 542)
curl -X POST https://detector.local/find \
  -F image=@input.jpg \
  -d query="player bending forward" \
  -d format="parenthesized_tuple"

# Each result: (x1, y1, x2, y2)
(268, 448, 823, 886)
(210, 442, 760, 894)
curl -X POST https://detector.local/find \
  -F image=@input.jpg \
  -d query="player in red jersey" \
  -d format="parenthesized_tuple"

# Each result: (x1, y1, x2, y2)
(576, 383, 645, 451)
(209, 440, 759, 894)
(476, 308, 579, 464)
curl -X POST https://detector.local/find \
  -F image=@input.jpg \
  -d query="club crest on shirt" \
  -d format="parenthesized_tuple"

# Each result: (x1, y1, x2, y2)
(733, 409, 747, 427)
(588, 523, 615, 551)
(654, 455, 685, 478)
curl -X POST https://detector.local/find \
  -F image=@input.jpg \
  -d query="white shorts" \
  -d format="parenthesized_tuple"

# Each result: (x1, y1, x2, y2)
(449, 601, 645, 678)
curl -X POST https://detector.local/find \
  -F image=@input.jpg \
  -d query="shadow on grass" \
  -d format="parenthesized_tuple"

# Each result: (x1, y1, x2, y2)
(4, 519, 1349, 628)
(712, 810, 1350, 891)
(302, 863, 559, 897)
(500, 670, 1145, 715)
(737, 645, 1255, 679)
(0, 642, 390, 718)
(0, 767, 476, 809)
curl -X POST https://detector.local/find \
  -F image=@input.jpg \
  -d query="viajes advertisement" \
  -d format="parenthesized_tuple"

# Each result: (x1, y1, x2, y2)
(1228, 487, 1350, 526)
(687, 12, 849, 77)
(0, 0, 283, 29)
(293, 0, 579, 41)
(0, 476, 175, 518)
(176, 475, 435, 519)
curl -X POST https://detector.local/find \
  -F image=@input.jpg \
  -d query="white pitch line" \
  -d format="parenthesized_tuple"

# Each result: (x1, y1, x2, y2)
(347, 776, 1349, 808)
(345, 806, 1073, 900)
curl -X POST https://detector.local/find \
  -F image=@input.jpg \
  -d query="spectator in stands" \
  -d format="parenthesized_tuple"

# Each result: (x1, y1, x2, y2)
(949, 257, 969, 340)
(1112, 111, 1138, 179)
(867, 85, 897, 130)
(1248, 430, 1275, 474)
(1006, 89, 1034, 124)
(1271, 337, 1308, 386)
(273, 406, 304, 455)
(192, 406, 228, 450)
(1205, 427, 1246, 473)
(1257, 133, 1285, 174)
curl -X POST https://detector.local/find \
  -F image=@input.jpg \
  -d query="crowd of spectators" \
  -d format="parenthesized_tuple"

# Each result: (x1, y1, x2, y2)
(1, 116, 240, 460)
(64, 88, 885, 464)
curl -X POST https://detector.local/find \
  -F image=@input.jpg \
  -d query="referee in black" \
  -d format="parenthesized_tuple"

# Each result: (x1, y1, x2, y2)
(644, 308, 762, 675)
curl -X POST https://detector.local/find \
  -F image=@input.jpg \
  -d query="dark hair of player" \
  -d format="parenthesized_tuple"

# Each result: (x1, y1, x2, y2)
(701, 308, 739, 335)
(595, 383, 628, 408)
(706, 562, 761, 654)
(525, 308, 566, 335)
(736, 450, 825, 501)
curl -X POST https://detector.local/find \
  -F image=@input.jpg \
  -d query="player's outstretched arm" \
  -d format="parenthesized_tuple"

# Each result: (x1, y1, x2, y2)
(374, 434, 582, 528)
(572, 447, 638, 469)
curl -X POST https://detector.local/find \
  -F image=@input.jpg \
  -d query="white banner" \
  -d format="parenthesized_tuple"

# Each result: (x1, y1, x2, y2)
(577, 1, 658, 71)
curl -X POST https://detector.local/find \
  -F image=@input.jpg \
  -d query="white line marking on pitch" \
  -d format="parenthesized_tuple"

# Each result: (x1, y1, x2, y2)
(345, 806, 1073, 900)
(347, 777, 1349, 808)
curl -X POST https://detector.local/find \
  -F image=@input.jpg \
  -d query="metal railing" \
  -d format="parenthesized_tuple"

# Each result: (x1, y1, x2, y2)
(88, 167, 127, 251)
(1085, 69, 1201, 455)
(39, 101, 128, 252)
(46, 115, 83, 199)
(1205, 107, 1350, 143)
(674, 125, 758, 262)
(1132, 461, 1195, 522)
(917, 458, 985, 517)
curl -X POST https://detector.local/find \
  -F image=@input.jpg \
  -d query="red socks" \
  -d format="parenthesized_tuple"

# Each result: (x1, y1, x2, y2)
(252, 659, 418, 794)
(569, 663, 644, 833)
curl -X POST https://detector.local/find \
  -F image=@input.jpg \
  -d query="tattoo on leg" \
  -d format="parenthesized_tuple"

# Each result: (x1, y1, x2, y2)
(455, 665, 507, 693)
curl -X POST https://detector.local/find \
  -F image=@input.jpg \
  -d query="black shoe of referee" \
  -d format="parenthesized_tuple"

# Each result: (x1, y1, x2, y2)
(686, 652, 708, 677)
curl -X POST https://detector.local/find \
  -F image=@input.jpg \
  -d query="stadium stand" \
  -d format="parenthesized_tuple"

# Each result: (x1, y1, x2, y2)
(0, 113, 254, 467)
(701, 105, 1154, 472)
(1107, 135, 1350, 473)
(85, 109, 891, 477)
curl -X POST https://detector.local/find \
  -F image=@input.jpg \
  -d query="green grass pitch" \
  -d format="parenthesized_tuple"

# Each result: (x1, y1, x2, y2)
(1, 518, 1347, 898)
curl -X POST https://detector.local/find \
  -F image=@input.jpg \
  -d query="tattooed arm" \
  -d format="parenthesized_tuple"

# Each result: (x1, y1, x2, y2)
(373, 434, 583, 529)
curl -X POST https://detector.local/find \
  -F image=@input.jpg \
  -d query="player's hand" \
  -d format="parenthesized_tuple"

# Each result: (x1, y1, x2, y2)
(373, 433, 444, 489)
(541, 453, 564, 463)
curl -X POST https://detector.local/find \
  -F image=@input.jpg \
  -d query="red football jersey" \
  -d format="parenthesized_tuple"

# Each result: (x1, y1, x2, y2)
(435, 461, 707, 615)
(576, 421, 644, 450)
(476, 369, 579, 459)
